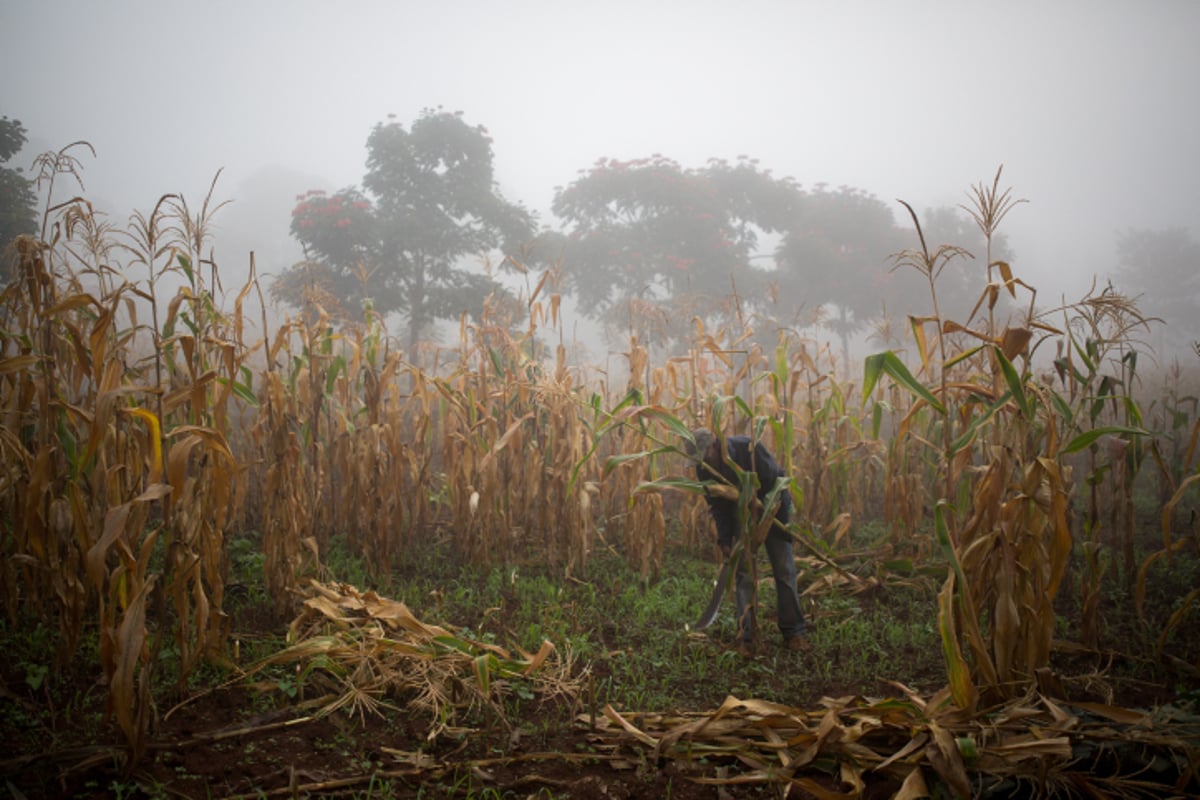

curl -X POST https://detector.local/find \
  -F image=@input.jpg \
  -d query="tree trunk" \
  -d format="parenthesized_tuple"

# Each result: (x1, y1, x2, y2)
(409, 254, 425, 360)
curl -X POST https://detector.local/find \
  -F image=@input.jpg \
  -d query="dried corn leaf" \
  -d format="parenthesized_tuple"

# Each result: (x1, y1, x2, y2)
(250, 580, 580, 739)
(579, 687, 1198, 797)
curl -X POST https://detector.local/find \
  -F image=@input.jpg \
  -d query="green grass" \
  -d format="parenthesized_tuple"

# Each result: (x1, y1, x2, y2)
(315, 535, 947, 713)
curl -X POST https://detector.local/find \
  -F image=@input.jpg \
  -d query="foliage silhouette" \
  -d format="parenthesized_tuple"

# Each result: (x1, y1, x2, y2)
(1114, 226, 1200, 343)
(533, 154, 802, 350)
(274, 108, 536, 351)
(0, 115, 38, 271)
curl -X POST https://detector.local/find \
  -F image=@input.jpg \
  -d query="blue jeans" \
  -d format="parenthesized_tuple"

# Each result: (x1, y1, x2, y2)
(734, 528, 807, 642)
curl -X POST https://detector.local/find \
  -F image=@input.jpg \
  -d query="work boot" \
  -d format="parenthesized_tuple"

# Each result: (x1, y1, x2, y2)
(785, 635, 811, 653)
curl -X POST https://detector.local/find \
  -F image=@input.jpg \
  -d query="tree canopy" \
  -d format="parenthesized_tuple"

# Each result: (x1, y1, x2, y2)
(1114, 226, 1200, 342)
(532, 155, 802, 348)
(273, 122, 1031, 360)
(773, 186, 909, 337)
(0, 115, 39, 269)
(274, 109, 535, 350)
(773, 190, 1017, 362)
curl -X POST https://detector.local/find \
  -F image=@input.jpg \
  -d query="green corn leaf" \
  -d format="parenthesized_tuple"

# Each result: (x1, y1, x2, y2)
(1122, 395, 1144, 427)
(176, 252, 194, 286)
(938, 573, 977, 711)
(992, 346, 1031, 420)
(474, 653, 493, 694)
(1069, 332, 1096, 376)
(217, 376, 258, 406)
(862, 351, 947, 414)
(432, 635, 472, 654)
(944, 343, 986, 370)
(1062, 425, 1153, 454)
(863, 352, 885, 401)
(728, 394, 754, 420)
(934, 503, 957, 572)
(488, 346, 505, 376)
(603, 446, 673, 477)
(709, 395, 729, 430)
(646, 407, 697, 443)
(949, 391, 1011, 454)
(1122, 348, 1138, 376)
(1053, 356, 1087, 385)
(325, 354, 346, 395)
(633, 476, 710, 496)
(1049, 390, 1073, 426)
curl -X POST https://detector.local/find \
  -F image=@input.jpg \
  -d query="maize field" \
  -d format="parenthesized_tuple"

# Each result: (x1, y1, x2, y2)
(2, 171, 1198, 799)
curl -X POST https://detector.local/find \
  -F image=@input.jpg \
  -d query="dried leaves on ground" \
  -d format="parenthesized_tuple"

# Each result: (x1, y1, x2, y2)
(237, 579, 583, 738)
(583, 686, 1200, 798)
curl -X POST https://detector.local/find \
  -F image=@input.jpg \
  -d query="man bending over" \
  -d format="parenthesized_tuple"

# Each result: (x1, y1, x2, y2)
(687, 427, 809, 654)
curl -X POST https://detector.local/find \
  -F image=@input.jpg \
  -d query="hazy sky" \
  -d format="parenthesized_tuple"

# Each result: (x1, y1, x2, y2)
(3, 0, 1198, 304)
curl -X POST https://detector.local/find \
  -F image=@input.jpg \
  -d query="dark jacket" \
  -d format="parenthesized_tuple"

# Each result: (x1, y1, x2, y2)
(696, 435, 792, 549)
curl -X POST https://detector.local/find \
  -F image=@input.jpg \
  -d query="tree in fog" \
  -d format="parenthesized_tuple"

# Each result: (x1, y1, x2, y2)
(534, 155, 801, 349)
(774, 186, 909, 362)
(0, 116, 39, 270)
(775, 192, 1019, 364)
(273, 109, 535, 351)
(1113, 227, 1200, 341)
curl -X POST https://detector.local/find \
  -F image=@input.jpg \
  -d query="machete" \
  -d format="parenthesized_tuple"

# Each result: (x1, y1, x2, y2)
(693, 556, 736, 630)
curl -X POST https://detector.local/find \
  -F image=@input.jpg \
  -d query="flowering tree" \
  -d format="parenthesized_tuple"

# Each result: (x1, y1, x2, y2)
(273, 109, 535, 350)
(275, 187, 377, 315)
(532, 154, 802, 350)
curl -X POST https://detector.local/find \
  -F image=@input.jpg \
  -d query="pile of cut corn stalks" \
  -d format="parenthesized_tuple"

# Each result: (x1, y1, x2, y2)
(582, 686, 1199, 798)
(240, 580, 582, 738)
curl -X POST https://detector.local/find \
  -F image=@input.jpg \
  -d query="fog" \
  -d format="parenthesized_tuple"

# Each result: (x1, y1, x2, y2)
(3, 0, 1198, 350)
